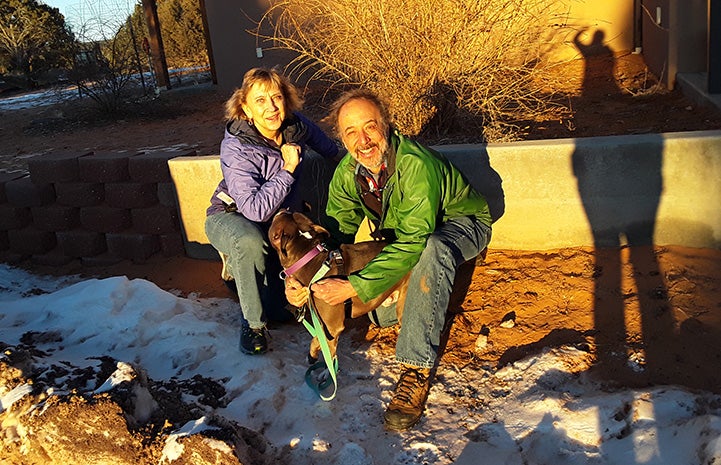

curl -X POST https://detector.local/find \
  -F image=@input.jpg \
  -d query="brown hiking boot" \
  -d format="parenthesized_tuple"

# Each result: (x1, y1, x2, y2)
(383, 366, 432, 431)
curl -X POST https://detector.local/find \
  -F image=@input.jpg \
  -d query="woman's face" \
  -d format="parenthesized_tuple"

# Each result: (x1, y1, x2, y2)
(242, 81, 286, 141)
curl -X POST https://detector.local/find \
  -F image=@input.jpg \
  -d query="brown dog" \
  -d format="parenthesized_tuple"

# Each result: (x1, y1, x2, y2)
(269, 211, 410, 364)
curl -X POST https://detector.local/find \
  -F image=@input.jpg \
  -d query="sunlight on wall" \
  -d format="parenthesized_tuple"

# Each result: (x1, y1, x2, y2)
(549, 0, 635, 61)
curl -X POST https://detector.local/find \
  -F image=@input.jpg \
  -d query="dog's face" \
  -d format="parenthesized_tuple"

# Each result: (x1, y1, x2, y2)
(268, 211, 330, 266)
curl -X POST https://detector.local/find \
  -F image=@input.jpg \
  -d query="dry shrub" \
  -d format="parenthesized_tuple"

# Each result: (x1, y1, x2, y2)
(259, 0, 575, 141)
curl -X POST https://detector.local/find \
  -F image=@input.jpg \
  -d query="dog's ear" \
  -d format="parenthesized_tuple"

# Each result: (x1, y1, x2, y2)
(292, 212, 330, 240)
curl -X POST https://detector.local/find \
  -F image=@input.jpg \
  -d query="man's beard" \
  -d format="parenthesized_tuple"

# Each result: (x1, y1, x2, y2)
(358, 137, 390, 172)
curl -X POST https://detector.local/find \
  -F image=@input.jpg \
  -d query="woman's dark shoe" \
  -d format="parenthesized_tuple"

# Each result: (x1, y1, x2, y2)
(239, 325, 268, 355)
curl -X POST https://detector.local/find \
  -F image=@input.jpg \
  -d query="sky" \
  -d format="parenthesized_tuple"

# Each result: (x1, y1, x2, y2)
(2, 263, 721, 464)
(41, 0, 136, 40)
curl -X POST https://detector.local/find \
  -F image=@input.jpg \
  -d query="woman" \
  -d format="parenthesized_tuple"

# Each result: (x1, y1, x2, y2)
(205, 67, 339, 355)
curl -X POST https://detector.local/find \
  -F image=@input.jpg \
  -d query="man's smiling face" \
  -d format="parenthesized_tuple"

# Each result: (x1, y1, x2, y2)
(337, 97, 389, 174)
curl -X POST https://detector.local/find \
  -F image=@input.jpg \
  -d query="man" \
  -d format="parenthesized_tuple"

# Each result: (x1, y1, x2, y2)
(286, 89, 492, 430)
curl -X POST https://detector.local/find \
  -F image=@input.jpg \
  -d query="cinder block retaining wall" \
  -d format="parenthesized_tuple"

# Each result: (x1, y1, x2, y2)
(0, 150, 194, 266)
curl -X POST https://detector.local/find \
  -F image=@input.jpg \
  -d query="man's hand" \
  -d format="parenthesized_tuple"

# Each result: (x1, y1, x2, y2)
(281, 143, 301, 174)
(311, 278, 357, 305)
(285, 275, 310, 307)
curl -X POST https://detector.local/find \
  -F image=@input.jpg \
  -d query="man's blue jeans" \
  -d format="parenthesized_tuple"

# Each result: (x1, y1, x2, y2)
(205, 212, 287, 329)
(371, 216, 491, 369)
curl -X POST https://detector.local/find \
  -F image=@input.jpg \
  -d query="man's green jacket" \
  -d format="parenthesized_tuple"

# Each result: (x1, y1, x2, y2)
(325, 129, 492, 303)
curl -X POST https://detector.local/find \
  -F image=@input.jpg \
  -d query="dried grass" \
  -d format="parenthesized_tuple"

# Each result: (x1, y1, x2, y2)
(257, 0, 576, 141)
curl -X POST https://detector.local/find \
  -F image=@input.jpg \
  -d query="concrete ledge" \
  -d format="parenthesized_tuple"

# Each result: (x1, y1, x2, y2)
(167, 155, 221, 259)
(169, 130, 721, 256)
(479, 130, 721, 249)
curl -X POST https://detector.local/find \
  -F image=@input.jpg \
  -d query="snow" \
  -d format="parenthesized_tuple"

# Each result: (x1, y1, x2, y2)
(0, 85, 79, 111)
(1, 262, 721, 464)
(0, 66, 211, 112)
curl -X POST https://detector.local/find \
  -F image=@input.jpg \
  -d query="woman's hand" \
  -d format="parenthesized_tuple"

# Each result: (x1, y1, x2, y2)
(285, 275, 310, 307)
(311, 278, 357, 305)
(281, 143, 301, 174)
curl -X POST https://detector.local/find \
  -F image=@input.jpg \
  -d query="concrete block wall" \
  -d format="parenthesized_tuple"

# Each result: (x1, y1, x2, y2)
(0, 150, 194, 266)
(169, 130, 721, 259)
(4, 130, 720, 267)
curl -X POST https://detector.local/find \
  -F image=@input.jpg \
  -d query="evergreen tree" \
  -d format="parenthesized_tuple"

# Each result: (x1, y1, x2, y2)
(156, 0, 208, 68)
(125, 0, 208, 71)
(0, 0, 75, 86)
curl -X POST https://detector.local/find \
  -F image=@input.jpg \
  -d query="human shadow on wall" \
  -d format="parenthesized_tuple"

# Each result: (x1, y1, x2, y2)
(570, 30, 721, 465)
(571, 27, 674, 390)
(573, 28, 618, 98)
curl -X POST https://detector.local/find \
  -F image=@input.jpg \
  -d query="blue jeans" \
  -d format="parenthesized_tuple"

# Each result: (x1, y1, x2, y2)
(371, 216, 491, 368)
(205, 212, 289, 329)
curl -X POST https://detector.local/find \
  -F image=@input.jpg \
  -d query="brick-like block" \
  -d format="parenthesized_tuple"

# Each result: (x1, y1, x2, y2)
(0, 205, 32, 230)
(106, 232, 160, 262)
(31, 204, 80, 231)
(5, 175, 55, 207)
(80, 206, 131, 233)
(0, 171, 27, 203)
(80, 253, 124, 267)
(27, 151, 93, 184)
(54, 183, 105, 207)
(157, 182, 178, 207)
(8, 227, 57, 255)
(131, 205, 179, 234)
(105, 182, 158, 208)
(56, 230, 107, 257)
(31, 251, 76, 267)
(78, 151, 138, 182)
(0, 250, 28, 264)
(159, 233, 186, 256)
(129, 150, 195, 183)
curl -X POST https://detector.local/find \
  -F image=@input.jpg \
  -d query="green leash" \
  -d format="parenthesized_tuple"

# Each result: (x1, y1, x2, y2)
(301, 262, 340, 401)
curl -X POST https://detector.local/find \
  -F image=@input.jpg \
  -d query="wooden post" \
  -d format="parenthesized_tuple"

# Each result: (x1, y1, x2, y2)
(709, 0, 721, 93)
(141, 0, 171, 90)
(198, 0, 217, 85)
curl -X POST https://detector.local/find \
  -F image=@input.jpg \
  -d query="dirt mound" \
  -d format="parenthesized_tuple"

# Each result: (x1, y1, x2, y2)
(0, 349, 276, 465)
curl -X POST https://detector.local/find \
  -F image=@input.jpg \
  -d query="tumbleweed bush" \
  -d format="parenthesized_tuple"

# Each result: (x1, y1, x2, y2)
(260, 0, 576, 142)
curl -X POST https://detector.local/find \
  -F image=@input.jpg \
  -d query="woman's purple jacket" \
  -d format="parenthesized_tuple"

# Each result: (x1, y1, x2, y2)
(206, 112, 339, 223)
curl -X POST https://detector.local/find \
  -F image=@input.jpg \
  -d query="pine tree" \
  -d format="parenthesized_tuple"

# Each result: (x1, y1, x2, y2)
(0, 0, 75, 87)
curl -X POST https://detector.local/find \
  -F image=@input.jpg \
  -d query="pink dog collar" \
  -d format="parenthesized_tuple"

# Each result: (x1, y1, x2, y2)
(280, 243, 326, 279)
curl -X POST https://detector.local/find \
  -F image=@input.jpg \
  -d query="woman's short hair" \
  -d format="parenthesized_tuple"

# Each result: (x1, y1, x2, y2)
(224, 67, 304, 121)
(327, 89, 391, 138)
